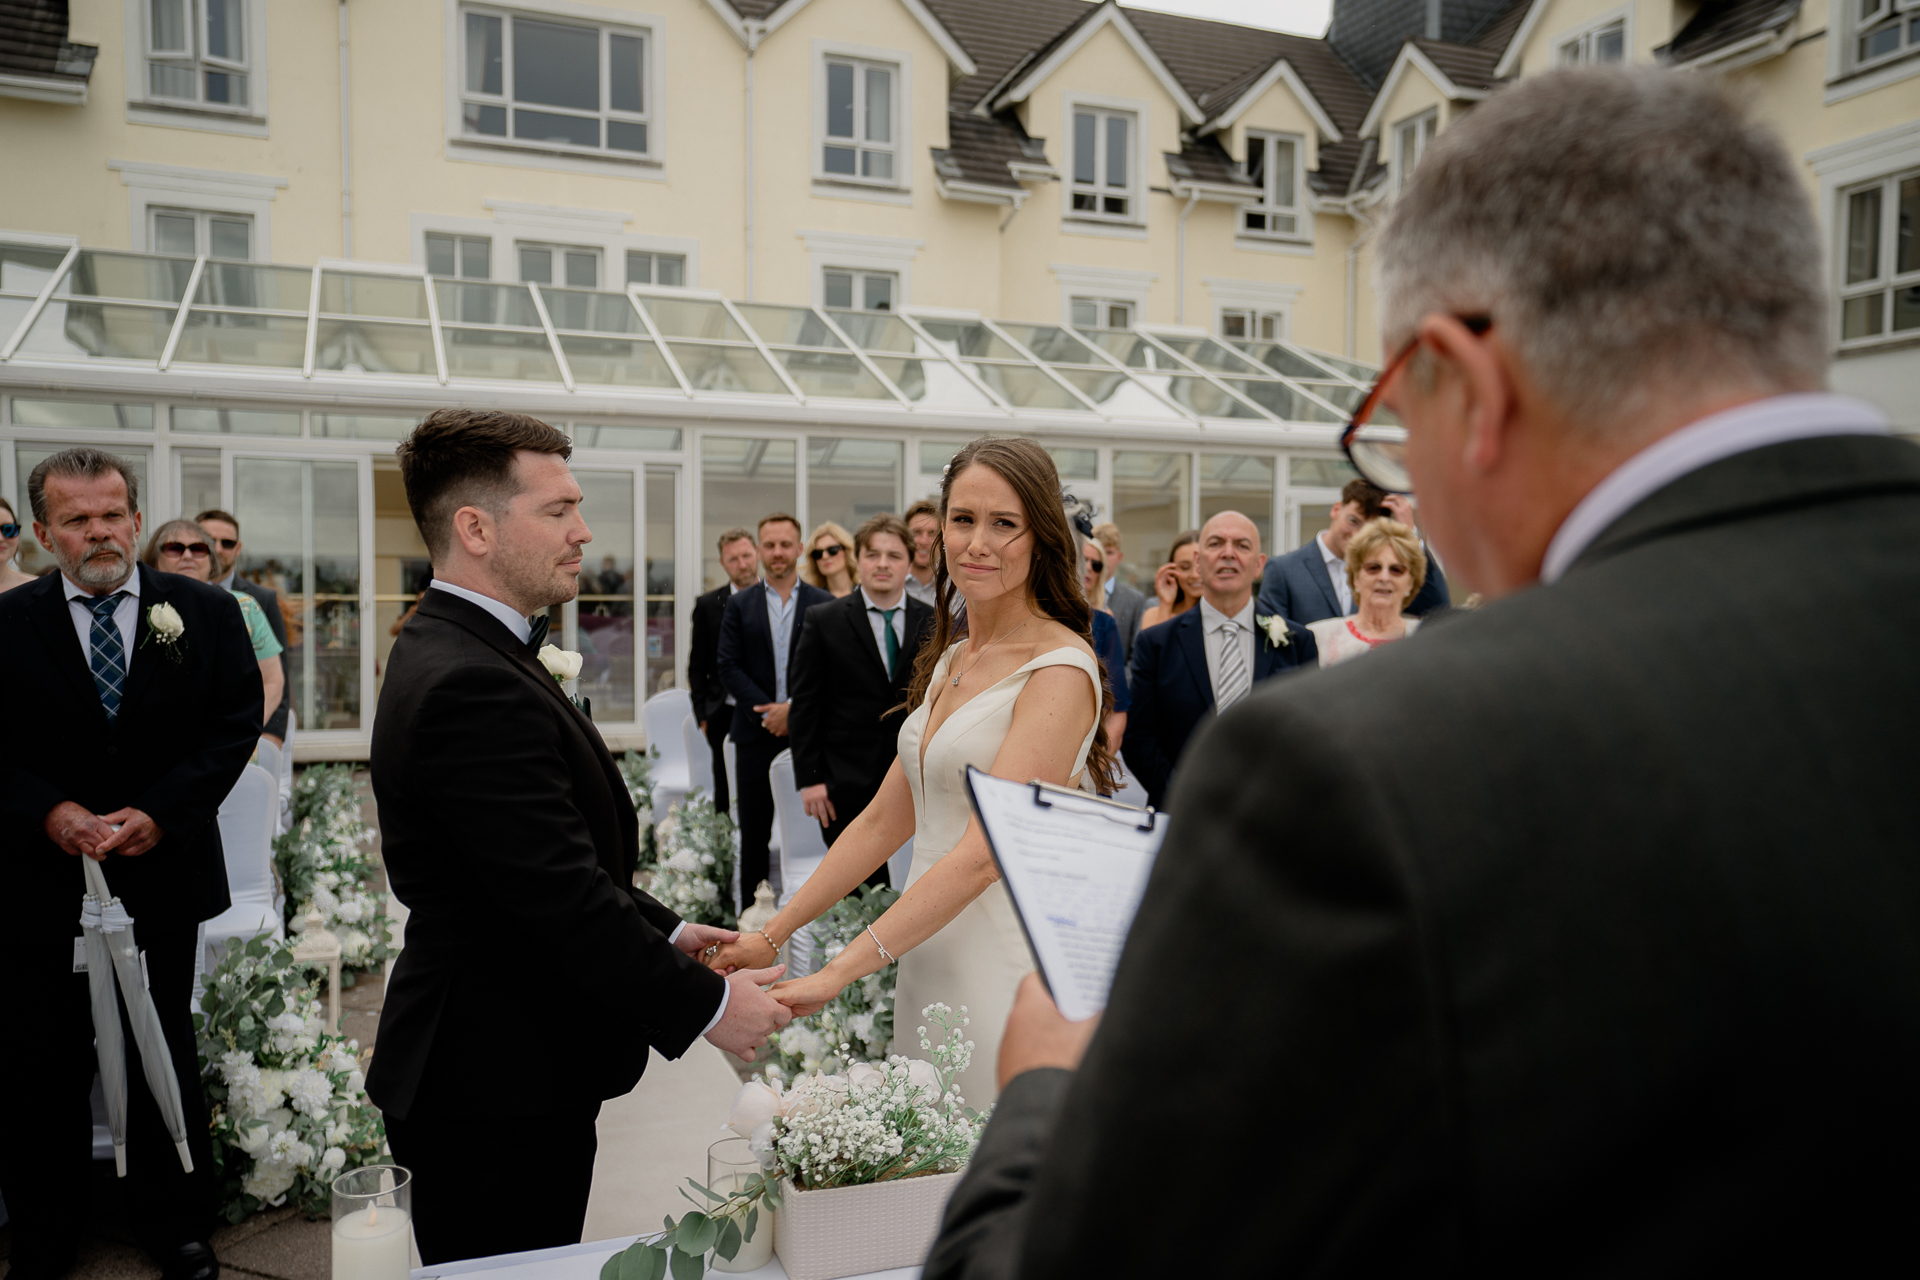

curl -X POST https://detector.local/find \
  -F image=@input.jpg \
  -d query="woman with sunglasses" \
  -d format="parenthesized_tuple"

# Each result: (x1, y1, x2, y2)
(799, 520, 858, 597)
(0, 496, 35, 594)
(143, 518, 285, 730)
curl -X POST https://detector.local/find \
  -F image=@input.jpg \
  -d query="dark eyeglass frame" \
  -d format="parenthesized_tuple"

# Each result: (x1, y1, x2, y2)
(0, 522, 20, 538)
(212, 537, 239, 551)
(160, 541, 213, 558)
(808, 544, 846, 561)
(1341, 314, 1493, 494)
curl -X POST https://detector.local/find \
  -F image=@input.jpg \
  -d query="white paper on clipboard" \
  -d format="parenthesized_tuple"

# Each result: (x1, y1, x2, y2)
(963, 766, 1166, 1021)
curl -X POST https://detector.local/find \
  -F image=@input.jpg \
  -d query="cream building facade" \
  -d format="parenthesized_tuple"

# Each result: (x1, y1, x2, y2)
(0, 0, 1913, 757)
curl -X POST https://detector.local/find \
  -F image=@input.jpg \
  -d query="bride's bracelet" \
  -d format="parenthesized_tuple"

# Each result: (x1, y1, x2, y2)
(757, 928, 782, 956)
(866, 924, 895, 964)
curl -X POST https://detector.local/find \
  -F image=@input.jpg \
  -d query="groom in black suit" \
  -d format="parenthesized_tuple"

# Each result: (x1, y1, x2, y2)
(789, 514, 934, 879)
(370, 411, 791, 1265)
(1122, 510, 1312, 809)
(0, 449, 260, 1280)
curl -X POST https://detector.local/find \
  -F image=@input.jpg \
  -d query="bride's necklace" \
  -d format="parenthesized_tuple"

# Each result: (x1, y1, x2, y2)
(951, 617, 1033, 686)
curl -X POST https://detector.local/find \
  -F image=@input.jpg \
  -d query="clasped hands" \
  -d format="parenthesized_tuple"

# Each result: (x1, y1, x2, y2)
(45, 800, 163, 860)
(701, 931, 841, 1017)
(676, 923, 795, 1062)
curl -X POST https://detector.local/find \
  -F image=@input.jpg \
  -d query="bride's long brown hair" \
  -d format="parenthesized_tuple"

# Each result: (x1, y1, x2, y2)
(904, 437, 1119, 794)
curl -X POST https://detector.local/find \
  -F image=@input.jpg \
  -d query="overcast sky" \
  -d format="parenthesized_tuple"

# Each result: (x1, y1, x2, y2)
(1124, 0, 1334, 38)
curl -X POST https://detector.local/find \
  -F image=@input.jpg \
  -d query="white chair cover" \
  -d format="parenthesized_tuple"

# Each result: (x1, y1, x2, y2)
(722, 737, 737, 821)
(887, 839, 914, 893)
(276, 709, 297, 835)
(682, 714, 715, 797)
(1112, 762, 1150, 810)
(201, 763, 283, 976)
(643, 688, 694, 816)
(253, 738, 281, 800)
(769, 750, 829, 977)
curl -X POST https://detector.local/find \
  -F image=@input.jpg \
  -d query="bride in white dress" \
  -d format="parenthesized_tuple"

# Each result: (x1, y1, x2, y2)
(705, 438, 1117, 1105)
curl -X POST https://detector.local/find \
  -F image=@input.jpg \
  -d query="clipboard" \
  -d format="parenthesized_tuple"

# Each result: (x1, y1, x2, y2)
(962, 766, 1166, 1021)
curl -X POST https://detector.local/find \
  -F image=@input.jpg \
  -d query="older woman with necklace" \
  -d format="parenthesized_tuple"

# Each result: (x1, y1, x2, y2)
(1307, 518, 1427, 667)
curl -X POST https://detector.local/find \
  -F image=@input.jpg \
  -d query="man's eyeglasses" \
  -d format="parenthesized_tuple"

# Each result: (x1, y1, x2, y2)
(1341, 315, 1493, 495)
(212, 537, 238, 551)
(0, 522, 20, 538)
(808, 544, 845, 561)
(161, 541, 213, 558)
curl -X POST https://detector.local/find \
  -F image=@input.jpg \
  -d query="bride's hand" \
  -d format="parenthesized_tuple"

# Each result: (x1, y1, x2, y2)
(769, 970, 846, 1018)
(706, 932, 778, 973)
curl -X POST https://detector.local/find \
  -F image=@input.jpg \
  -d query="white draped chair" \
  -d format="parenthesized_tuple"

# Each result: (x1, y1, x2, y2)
(888, 838, 914, 893)
(682, 714, 715, 798)
(1111, 762, 1150, 810)
(642, 688, 694, 815)
(769, 750, 828, 977)
(198, 763, 283, 994)
(275, 708, 297, 835)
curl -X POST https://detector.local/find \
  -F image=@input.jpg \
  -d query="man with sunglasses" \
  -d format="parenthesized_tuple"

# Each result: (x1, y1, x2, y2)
(1254, 478, 1449, 627)
(197, 509, 291, 746)
(927, 67, 1919, 1278)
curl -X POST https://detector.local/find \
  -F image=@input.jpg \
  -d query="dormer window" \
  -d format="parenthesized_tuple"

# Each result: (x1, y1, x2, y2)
(1558, 18, 1626, 64)
(1071, 107, 1135, 220)
(1854, 0, 1920, 67)
(1241, 132, 1303, 239)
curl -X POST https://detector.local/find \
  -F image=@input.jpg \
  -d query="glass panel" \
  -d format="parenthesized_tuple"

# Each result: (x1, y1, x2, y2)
(827, 61, 854, 139)
(701, 437, 797, 589)
(466, 12, 503, 94)
(1847, 186, 1884, 284)
(737, 303, 845, 347)
(1224, 379, 1343, 423)
(565, 251, 598, 289)
(514, 17, 598, 110)
(442, 326, 563, 381)
(172, 406, 300, 436)
(1106, 114, 1128, 188)
(577, 470, 636, 722)
(775, 349, 894, 399)
(1073, 112, 1096, 185)
(1272, 139, 1295, 207)
(544, 287, 642, 334)
(610, 33, 645, 113)
(1045, 446, 1098, 480)
(1234, 340, 1337, 380)
(641, 296, 750, 341)
(824, 144, 858, 176)
(1594, 22, 1624, 61)
(1894, 285, 1920, 333)
(656, 255, 684, 287)
(209, 217, 250, 261)
(13, 444, 149, 577)
(918, 320, 1026, 361)
(1200, 454, 1275, 551)
(626, 251, 655, 285)
(203, 69, 248, 107)
(0, 243, 68, 293)
(315, 413, 417, 440)
(961, 363, 1082, 410)
(0, 295, 29, 345)
(1050, 366, 1187, 419)
(372, 457, 432, 706)
(1111, 451, 1190, 594)
(862, 273, 893, 310)
(830, 310, 919, 352)
(435, 280, 543, 327)
(1898, 176, 1918, 275)
(10, 399, 153, 429)
(995, 323, 1100, 364)
(809, 437, 902, 532)
(151, 0, 188, 52)
(1290, 456, 1360, 488)
(207, 0, 244, 61)
(318, 272, 429, 319)
(177, 448, 221, 518)
(1079, 329, 1171, 369)
(608, 120, 648, 153)
(571, 423, 681, 449)
(668, 342, 788, 394)
(823, 271, 853, 309)
(519, 246, 552, 284)
(557, 334, 679, 388)
(196, 262, 309, 310)
(17, 302, 177, 360)
(513, 109, 599, 147)
(865, 66, 891, 143)
(1299, 346, 1376, 380)
(67, 251, 195, 303)
(171, 311, 309, 368)
(464, 102, 508, 136)
(150, 63, 196, 99)
(462, 238, 491, 279)
(919, 440, 969, 472)
(1155, 335, 1264, 374)
(868, 357, 998, 409)
(1155, 375, 1261, 420)
(152, 213, 196, 257)
(644, 467, 677, 700)
(313, 320, 438, 375)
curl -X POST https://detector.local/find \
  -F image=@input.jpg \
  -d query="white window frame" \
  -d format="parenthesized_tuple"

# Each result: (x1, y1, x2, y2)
(123, 0, 269, 133)
(811, 39, 913, 196)
(1835, 167, 1920, 348)
(427, 232, 494, 280)
(1218, 308, 1286, 341)
(821, 268, 899, 312)
(1205, 276, 1301, 343)
(1848, 0, 1920, 72)
(411, 207, 699, 288)
(1392, 109, 1438, 196)
(516, 241, 603, 288)
(448, 1, 663, 169)
(148, 207, 255, 260)
(802, 229, 919, 309)
(1555, 6, 1631, 65)
(1050, 262, 1154, 327)
(1065, 95, 1145, 226)
(110, 160, 284, 258)
(1239, 130, 1306, 242)
(625, 250, 686, 287)
(1070, 297, 1135, 330)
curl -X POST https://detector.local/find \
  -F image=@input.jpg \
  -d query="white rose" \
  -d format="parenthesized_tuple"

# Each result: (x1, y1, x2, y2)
(847, 1062, 885, 1089)
(235, 1119, 274, 1157)
(905, 1059, 941, 1095)
(320, 1147, 347, 1174)
(148, 602, 185, 641)
(538, 644, 584, 682)
(725, 1080, 786, 1139)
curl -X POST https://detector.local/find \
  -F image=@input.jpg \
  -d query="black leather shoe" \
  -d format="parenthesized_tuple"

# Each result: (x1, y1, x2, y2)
(4, 1252, 78, 1280)
(154, 1239, 220, 1280)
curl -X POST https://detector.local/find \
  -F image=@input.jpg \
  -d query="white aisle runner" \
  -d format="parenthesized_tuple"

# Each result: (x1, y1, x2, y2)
(582, 1041, 747, 1242)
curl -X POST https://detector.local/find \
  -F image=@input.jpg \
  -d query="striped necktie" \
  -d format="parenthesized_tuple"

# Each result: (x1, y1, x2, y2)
(1214, 619, 1250, 711)
(88, 592, 129, 721)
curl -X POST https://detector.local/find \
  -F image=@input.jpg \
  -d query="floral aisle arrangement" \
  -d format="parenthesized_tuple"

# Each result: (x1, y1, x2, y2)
(647, 791, 738, 926)
(619, 748, 659, 873)
(195, 934, 387, 1222)
(765, 884, 900, 1078)
(600, 1005, 985, 1280)
(272, 763, 394, 980)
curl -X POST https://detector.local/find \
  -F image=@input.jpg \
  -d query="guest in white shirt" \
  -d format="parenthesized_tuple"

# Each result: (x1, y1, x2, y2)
(902, 498, 942, 606)
(1308, 518, 1427, 667)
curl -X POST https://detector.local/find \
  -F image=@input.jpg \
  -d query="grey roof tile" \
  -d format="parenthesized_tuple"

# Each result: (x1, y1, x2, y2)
(1657, 0, 1802, 63)
(0, 0, 96, 83)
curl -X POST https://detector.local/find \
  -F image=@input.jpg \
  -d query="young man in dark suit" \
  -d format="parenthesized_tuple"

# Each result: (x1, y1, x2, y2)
(789, 514, 935, 881)
(1122, 510, 1312, 809)
(197, 508, 292, 745)
(1256, 478, 1449, 624)
(369, 411, 790, 1265)
(716, 513, 833, 901)
(688, 528, 759, 814)
(0, 450, 261, 1280)
(928, 69, 1920, 1278)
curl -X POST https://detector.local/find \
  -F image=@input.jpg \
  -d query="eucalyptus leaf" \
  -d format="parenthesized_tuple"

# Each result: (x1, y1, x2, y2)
(743, 1205, 760, 1242)
(680, 1211, 718, 1255)
(667, 1246, 705, 1280)
(687, 1177, 726, 1202)
(621, 1244, 666, 1280)
(715, 1215, 742, 1261)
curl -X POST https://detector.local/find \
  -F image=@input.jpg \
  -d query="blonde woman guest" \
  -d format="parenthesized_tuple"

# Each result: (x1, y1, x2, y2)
(0, 496, 34, 593)
(1307, 518, 1426, 668)
(800, 521, 858, 597)
(1137, 530, 1201, 630)
(145, 518, 285, 728)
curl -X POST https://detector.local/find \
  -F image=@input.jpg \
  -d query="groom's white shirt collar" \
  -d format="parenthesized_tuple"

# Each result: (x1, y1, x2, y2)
(430, 579, 532, 645)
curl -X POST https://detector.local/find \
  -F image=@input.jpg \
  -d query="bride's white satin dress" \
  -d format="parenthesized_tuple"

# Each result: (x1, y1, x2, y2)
(893, 641, 1103, 1106)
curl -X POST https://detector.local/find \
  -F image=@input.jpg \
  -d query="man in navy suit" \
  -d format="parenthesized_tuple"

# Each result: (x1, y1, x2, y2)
(1124, 511, 1313, 809)
(1257, 479, 1449, 625)
(716, 513, 832, 904)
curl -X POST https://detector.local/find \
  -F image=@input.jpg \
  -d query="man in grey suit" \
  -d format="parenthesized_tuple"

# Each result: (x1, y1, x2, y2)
(1091, 522, 1146, 664)
(927, 67, 1920, 1278)
(198, 509, 291, 744)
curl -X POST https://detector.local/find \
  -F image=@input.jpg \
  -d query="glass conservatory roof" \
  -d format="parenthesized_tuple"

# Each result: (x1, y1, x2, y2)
(0, 242, 1376, 429)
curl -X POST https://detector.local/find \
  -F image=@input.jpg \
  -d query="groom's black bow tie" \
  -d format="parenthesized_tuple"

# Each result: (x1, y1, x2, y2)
(526, 613, 551, 653)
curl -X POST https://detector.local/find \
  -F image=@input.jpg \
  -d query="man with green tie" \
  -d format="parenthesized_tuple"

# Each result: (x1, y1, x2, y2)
(789, 514, 935, 888)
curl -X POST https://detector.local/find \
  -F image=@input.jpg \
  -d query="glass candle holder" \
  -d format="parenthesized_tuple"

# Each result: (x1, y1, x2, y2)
(331, 1164, 413, 1280)
(707, 1136, 775, 1273)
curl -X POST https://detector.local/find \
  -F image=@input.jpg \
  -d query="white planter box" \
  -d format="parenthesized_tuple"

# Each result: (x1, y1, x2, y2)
(773, 1171, 963, 1280)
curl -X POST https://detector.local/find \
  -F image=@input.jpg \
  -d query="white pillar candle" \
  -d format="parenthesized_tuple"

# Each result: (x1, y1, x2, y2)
(709, 1174, 775, 1274)
(332, 1204, 411, 1280)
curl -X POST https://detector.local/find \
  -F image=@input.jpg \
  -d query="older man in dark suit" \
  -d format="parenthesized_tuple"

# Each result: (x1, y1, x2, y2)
(928, 68, 1920, 1278)
(0, 450, 261, 1280)
(688, 528, 759, 814)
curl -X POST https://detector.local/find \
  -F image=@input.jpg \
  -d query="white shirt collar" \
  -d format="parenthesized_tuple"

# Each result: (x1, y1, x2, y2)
(860, 586, 906, 613)
(430, 579, 532, 644)
(62, 566, 140, 604)
(1102, 575, 1115, 599)
(1316, 530, 1341, 567)
(1198, 595, 1255, 631)
(1541, 393, 1889, 583)
(216, 569, 236, 590)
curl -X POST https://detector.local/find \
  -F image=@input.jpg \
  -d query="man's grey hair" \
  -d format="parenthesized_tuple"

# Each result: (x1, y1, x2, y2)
(1375, 66, 1826, 433)
(28, 447, 141, 523)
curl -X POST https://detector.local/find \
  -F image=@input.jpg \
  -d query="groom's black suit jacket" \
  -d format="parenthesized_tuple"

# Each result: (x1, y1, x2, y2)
(928, 434, 1920, 1277)
(368, 589, 725, 1121)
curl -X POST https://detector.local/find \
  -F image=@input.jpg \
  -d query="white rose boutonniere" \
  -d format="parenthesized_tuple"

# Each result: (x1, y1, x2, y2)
(1256, 614, 1291, 650)
(143, 602, 187, 663)
(538, 643, 584, 683)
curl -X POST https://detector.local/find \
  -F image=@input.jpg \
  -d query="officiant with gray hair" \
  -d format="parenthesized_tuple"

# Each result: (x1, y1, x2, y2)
(0, 447, 262, 1280)
(927, 66, 1920, 1277)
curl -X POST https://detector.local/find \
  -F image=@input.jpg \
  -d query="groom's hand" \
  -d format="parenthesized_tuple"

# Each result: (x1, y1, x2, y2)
(675, 923, 739, 960)
(705, 965, 793, 1061)
(998, 973, 1101, 1090)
